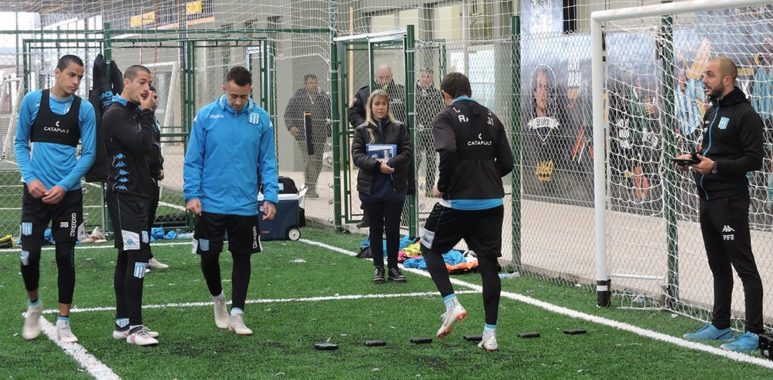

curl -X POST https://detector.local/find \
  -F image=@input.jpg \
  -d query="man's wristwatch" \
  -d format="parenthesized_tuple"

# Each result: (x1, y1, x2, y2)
(711, 160, 718, 175)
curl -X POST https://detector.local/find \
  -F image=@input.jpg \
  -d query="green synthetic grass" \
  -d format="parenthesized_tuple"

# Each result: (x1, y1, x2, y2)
(0, 227, 771, 379)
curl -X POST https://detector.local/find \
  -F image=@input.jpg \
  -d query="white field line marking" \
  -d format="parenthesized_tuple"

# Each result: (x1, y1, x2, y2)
(157, 200, 185, 210)
(299, 238, 773, 370)
(42, 290, 480, 315)
(0, 240, 193, 254)
(33, 315, 121, 380)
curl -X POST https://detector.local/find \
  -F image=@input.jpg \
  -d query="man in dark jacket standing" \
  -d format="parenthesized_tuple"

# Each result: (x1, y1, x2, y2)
(678, 57, 765, 352)
(284, 74, 331, 198)
(348, 64, 407, 128)
(420, 73, 513, 352)
(103, 65, 160, 346)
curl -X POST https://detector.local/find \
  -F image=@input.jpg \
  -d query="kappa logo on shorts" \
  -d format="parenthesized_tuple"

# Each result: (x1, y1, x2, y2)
(122, 230, 140, 251)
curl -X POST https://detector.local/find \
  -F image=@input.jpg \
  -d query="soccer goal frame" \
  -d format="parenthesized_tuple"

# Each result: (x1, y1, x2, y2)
(591, 0, 773, 307)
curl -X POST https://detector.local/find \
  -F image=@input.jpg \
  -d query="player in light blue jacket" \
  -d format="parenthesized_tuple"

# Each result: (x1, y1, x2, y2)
(183, 66, 278, 336)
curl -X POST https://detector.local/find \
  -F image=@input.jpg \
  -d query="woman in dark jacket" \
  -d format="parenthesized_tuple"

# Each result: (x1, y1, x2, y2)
(352, 89, 412, 283)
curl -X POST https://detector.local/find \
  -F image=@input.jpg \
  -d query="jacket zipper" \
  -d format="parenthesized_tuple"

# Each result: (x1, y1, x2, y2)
(699, 104, 720, 200)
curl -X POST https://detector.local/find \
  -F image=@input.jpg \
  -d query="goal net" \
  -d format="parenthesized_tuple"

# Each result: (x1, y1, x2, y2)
(594, 1, 773, 327)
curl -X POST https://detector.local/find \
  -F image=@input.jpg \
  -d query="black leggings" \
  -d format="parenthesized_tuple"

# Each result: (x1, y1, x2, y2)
(201, 251, 252, 311)
(425, 252, 501, 325)
(114, 247, 151, 326)
(20, 241, 76, 304)
(363, 200, 404, 269)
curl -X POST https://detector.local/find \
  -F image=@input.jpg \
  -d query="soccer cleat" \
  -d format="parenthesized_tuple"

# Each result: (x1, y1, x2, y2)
(228, 314, 253, 336)
(56, 319, 78, 343)
(148, 257, 169, 270)
(387, 268, 406, 282)
(126, 327, 159, 346)
(113, 326, 159, 340)
(436, 304, 467, 339)
(213, 295, 229, 329)
(683, 323, 733, 341)
(720, 332, 759, 352)
(22, 302, 44, 340)
(478, 334, 499, 352)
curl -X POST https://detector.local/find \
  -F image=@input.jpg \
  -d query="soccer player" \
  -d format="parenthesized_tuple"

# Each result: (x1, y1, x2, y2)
(184, 66, 279, 336)
(420, 72, 514, 352)
(15, 54, 96, 343)
(103, 65, 159, 346)
(678, 57, 765, 352)
(146, 86, 169, 271)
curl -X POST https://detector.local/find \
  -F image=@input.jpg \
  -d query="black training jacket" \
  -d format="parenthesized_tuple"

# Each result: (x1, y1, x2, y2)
(103, 98, 155, 198)
(351, 119, 412, 195)
(432, 99, 514, 199)
(694, 87, 764, 200)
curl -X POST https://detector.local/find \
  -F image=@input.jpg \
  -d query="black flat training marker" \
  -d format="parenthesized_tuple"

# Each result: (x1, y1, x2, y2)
(314, 342, 338, 350)
(364, 340, 386, 347)
(410, 337, 432, 344)
(563, 328, 587, 335)
(463, 335, 483, 342)
(518, 332, 540, 338)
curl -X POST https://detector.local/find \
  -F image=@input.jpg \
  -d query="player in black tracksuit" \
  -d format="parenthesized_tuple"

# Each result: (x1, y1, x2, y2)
(420, 73, 513, 352)
(678, 57, 764, 351)
(103, 65, 159, 346)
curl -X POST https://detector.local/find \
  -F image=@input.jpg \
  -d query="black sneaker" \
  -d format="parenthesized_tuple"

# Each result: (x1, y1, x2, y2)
(387, 268, 406, 282)
(373, 267, 385, 283)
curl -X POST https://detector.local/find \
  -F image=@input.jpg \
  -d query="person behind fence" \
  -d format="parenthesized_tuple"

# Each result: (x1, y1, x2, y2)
(14, 54, 96, 343)
(184, 66, 279, 337)
(351, 89, 412, 283)
(420, 72, 513, 352)
(145, 86, 169, 271)
(676, 57, 765, 352)
(283, 73, 331, 198)
(415, 67, 445, 197)
(103, 65, 159, 346)
(349, 63, 409, 228)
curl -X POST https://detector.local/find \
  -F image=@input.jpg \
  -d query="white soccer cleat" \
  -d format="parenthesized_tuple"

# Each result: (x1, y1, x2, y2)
(56, 319, 79, 343)
(478, 334, 499, 352)
(436, 304, 467, 339)
(213, 295, 229, 329)
(22, 303, 44, 340)
(113, 326, 159, 340)
(228, 313, 253, 336)
(126, 328, 159, 346)
(148, 257, 169, 270)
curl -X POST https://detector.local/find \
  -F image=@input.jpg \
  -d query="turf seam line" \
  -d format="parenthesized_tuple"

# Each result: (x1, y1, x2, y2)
(31, 313, 121, 380)
(40, 290, 481, 315)
(298, 238, 773, 370)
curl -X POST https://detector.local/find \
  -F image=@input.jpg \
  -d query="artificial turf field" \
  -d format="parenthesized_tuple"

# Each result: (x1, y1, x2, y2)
(0, 226, 771, 379)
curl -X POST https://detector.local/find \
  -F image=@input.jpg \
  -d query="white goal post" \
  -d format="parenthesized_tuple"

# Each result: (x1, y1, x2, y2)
(591, 0, 773, 307)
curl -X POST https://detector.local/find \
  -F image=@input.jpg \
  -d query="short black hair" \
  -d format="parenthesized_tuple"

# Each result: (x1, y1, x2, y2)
(226, 66, 252, 86)
(304, 74, 317, 82)
(56, 55, 84, 71)
(124, 65, 151, 80)
(440, 72, 471, 98)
